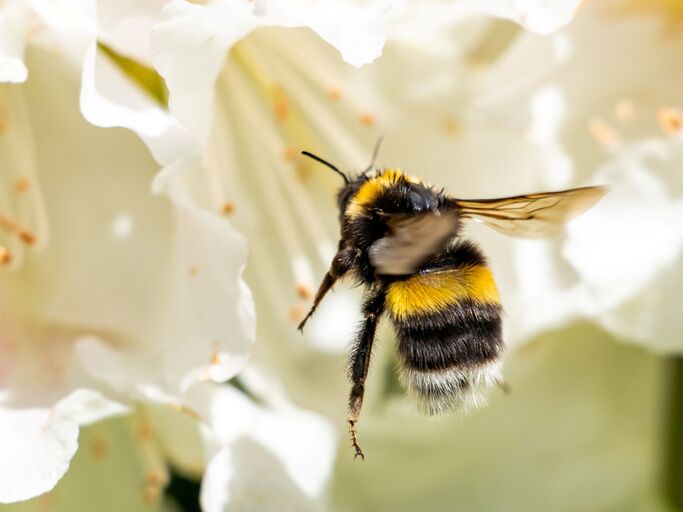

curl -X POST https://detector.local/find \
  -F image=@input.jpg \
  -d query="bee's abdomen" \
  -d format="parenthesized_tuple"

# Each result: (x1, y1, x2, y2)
(386, 242, 504, 414)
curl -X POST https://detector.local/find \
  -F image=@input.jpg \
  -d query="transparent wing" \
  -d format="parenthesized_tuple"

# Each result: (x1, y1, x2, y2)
(453, 186, 606, 238)
(369, 210, 460, 275)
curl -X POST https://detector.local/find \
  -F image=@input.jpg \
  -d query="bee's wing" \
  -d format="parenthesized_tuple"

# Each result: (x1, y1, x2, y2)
(452, 186, 606, 238)
(369, 210, 460, 275)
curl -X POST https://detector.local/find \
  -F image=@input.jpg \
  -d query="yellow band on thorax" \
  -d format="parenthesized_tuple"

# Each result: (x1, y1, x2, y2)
(346, 169, 423, 218)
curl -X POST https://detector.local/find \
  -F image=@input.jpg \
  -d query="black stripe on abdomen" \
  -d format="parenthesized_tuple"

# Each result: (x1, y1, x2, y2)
(394, 300, 503, 371)
(392, 300, 504, 415)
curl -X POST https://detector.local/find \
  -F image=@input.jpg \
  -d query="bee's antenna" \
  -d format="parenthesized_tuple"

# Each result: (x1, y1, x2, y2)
(365, 136, 385, 173)
(301, 151, 349, 184)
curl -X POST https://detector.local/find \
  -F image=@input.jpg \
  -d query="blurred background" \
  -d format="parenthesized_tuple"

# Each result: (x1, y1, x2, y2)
(1, 0, 682, 511)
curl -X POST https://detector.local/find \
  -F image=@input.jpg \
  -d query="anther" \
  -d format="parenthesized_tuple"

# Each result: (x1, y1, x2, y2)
(210, 341, 221, 366)
(282, 147, 297, 161)
(441, 118, 461, 137)
(0, 247, 11, 265)
(360, 113, 375, 127)
(657, 107, 683, 135)
(296, 283, 313, 300)
(328, 88, 343, 101)
(0, 214, 36, 245)
(289, 305, 306, 324)
(587, 118, 620, 148)
(221, 202, 235, 215)
(14, 178, 30, 193)
(614, 99, 635, 122)
(91, 437, 109, 459)
(273, 89, 289, 121)
(0, 102, 7, 135)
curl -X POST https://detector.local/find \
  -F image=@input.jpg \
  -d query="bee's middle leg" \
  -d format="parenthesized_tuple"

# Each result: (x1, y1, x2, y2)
(347, 288, 385, 460)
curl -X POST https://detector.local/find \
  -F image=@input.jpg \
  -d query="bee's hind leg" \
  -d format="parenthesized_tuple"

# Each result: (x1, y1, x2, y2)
(347, 287, 386, 460)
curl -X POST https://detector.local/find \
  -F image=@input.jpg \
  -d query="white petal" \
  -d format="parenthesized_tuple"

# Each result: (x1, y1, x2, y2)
(0, 389, 127, 503)
(191, 382, 336, 501)
(0, 0, 33, 83)
(201, 439, 323, 512)
(152, 0, 258, 146)
(77, 156, 256, 395)
(24, 0, 97, 69)
(255, 0, 404, 68)
(79, 42, 192, 165)
(468, 0, 583, 34)
(151, 0, 401, 147)
(96, 0, 168, 66)
(564, 141, 683, 350)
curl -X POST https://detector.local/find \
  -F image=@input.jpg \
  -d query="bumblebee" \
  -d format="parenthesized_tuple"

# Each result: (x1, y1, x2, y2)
(298, 143, 605, 459)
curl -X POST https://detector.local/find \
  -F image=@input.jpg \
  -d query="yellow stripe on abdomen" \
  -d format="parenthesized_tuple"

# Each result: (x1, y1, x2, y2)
(386, 265, 500, 319)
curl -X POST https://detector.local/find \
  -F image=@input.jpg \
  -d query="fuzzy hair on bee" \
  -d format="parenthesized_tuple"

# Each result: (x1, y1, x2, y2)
(298, 141, 606, 460)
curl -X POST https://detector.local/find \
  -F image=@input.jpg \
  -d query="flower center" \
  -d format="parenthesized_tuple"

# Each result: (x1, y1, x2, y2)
(204, 28, 380, 325)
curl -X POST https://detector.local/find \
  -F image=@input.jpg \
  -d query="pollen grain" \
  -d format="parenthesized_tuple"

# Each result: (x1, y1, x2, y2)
(0, 247, 11, 265)
(221, 202, 235, 215)
(360, 113, 375, 127)
(657, 107, 683, 134)
(328, 88, 343, 101)
(587, 117, 620, 148)
(14, 178, 30, 193)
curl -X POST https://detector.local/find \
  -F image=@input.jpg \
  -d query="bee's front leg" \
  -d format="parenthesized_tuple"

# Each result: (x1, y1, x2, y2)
(297, 247, 359, 332)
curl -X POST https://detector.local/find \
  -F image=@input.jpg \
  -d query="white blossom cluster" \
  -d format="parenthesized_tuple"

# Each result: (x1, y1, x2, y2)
(0, 0, 681, 510)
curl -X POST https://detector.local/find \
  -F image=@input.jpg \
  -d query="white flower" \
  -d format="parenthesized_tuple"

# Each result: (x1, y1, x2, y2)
(0, 33, 253, 503)
(469, 0, 683, 351)
(0, 390, 127, 503)
(0, 0, 404, 504)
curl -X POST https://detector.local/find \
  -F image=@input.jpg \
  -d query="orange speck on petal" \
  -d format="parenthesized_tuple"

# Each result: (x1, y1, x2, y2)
(91, 437, 109, 459)
(18, 230, 35, 245)
(188, 265, 199, 278)
(138, 421, 154, 441)
(289, 305, 306, 324)
(274, 90, 289, 121)
(657, 107, 683, 134)
(296, 283, 313, 300)
(146, 470, 168, 486)
(360, 113, 375, 127)
(587, 117, 620, 148)
(282, 147, 297, 161)
(0, 214, 36, 245)
(615, 99, 635, 122)
(143, 485, 161, 505)
(0, 102, 7, 135)
(221, 202, 235, 215)
(0, 247, 11, 265)
(14, 178, 30, 193)
(169, 402, 203, 421)
(441, 118, 461, 137)
(328, 88, 343, 101)
(210, 340, 221, 366)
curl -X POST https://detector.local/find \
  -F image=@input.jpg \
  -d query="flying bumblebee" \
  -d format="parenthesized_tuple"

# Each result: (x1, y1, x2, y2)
(297, 142, 606, 459)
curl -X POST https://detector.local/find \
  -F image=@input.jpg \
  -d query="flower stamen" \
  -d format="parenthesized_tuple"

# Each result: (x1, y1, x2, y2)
(14, 178, 30, 193)
(0, 246, 11, 265)
(615, 99, 636, 122)
(587, 117, 621, 148)
(657, 107, 683, 134)
(0, 214, 36, 245)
